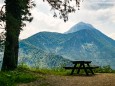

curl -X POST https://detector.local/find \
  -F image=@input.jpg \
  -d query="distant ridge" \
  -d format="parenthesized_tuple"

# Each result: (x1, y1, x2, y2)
(19, 22, 115, 69)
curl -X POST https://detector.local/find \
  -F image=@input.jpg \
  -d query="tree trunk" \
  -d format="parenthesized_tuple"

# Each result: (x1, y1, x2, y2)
(1, 31, 20, 70)
(1, 0, 21, 71)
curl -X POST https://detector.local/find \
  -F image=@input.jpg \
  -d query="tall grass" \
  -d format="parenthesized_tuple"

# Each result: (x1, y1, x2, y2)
(33, 68, 71, 75)
(33, 65, 115, 75)
(94, 65, 115, 73)
(0, 65, 114, 86)
(0, 66, 40, 86)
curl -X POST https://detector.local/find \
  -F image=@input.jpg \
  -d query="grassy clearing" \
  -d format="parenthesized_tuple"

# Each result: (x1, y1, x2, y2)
(32, 65, 115, 76)
(0, 65, 114, 86)
(32, 68, 72, 75)
(0, 66, 42, 86)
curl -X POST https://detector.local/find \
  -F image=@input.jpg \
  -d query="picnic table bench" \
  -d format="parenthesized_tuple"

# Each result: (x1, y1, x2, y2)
(63, 61, 99, 76)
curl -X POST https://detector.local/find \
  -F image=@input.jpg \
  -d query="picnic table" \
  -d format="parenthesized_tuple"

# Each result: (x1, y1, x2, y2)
(64, 61, 99, 76)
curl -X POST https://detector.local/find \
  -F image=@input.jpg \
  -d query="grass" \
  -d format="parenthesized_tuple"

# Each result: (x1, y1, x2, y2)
(31, 65, 115, 77)
(39, 66, 115, 76)
(94, 65, 115, 73)
(32, 68, 71, 75)
(0, 66, 42, 86)
(0, 65, 115, 86)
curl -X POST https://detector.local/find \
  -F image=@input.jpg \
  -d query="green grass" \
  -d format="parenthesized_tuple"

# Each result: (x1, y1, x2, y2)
(32, 65, 115, 76)
(32, 68, 70, 75)
(0, 65, 114, 86)
(0, 66, 42, 86)
(94, 65, 115, 73)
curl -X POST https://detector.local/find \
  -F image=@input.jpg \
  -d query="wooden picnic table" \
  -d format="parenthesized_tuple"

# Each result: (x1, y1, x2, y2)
(64, 61, 99, 76)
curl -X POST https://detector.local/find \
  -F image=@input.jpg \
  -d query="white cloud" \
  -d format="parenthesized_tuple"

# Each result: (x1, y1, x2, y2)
(0, 1, 5, 33)
(66, 1, 115, 38)
(84, 0, 115, 10)
(108, 33, 115, 40)
(0, 0, 115, 40)
(20, 0, 115, 39)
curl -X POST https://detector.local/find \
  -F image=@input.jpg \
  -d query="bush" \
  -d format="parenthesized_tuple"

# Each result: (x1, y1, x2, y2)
(94, 65, 115, 73)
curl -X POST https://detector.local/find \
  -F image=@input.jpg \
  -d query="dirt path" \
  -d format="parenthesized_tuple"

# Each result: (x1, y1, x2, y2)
(18, 73, 115, 86)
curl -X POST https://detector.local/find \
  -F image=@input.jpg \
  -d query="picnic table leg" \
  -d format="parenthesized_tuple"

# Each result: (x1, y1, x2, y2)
(83, 64, 89, 76)
(87, 63, 94, 74)
(70, 63, 77, 75)
(77, 63, 82, 74)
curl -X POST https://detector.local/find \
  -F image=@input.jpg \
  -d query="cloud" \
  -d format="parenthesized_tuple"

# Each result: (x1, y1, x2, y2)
(20, 7, 74, 39)
(20, 0, 115, 39)
(0, 1, 5, 33)
(0, 0, 115, 40)
(83, 0, 115, 10)
(109, 33, 115, 40)
(0, 0, 4, 7)
(0, 0, 4, 3)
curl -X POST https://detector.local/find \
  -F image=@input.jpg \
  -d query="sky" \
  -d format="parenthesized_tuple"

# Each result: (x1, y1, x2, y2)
(0, 0, 115, 40)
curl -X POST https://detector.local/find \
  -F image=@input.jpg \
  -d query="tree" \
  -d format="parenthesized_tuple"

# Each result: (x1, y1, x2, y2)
(0, 0, 82, 71)
(0, 0, 35, 71)
(44, 0, 83, 22)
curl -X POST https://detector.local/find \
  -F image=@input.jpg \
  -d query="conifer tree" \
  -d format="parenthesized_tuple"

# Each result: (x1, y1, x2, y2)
(0, 0, 82, 71)
(0, 0, 35, 71)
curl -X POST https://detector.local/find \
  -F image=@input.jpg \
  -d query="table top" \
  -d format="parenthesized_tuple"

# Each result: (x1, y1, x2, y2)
(71, 61, 92, 64)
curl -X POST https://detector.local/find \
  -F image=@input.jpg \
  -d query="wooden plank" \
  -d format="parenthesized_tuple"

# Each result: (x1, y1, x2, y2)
(63, 66, 99, 69)
(71, 61, 92, 64)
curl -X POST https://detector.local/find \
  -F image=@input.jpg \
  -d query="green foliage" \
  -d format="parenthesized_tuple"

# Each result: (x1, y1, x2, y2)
(94, 65, 115, 73)
(44, 0, 82, 22)
(0, 66, 39, 86)
(0, 73, 15, 86)
(1, 0, 36, 71)
(0, 0, 36, 28)
(18, 63, 31, 70)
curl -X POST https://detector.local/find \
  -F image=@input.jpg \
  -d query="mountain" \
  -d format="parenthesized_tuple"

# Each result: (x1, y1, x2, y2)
(65, 22, 95, 34)
(19, 22, 115, 69)
(19, 32, 71, 68)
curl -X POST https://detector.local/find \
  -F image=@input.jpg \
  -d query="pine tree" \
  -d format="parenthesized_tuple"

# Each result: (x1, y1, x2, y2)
(1, 0, 35, 71)
(0, 0, 82, 71)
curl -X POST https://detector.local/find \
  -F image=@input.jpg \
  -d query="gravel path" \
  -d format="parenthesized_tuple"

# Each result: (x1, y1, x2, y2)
(18, 73, 115, 86)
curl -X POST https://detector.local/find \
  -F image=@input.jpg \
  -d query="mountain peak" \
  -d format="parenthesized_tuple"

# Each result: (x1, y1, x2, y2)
(77, 22, 87, 25)
(65, 22, 95, 34)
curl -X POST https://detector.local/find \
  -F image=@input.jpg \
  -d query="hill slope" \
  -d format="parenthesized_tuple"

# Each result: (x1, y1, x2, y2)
(19, 22, 115, 69)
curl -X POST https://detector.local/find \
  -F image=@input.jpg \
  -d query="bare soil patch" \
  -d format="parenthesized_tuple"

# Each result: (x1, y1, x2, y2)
(18, 73, 115, 86)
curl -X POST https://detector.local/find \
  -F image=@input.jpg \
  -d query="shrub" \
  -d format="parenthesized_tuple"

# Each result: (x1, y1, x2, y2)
(94, 65, 115, 73)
